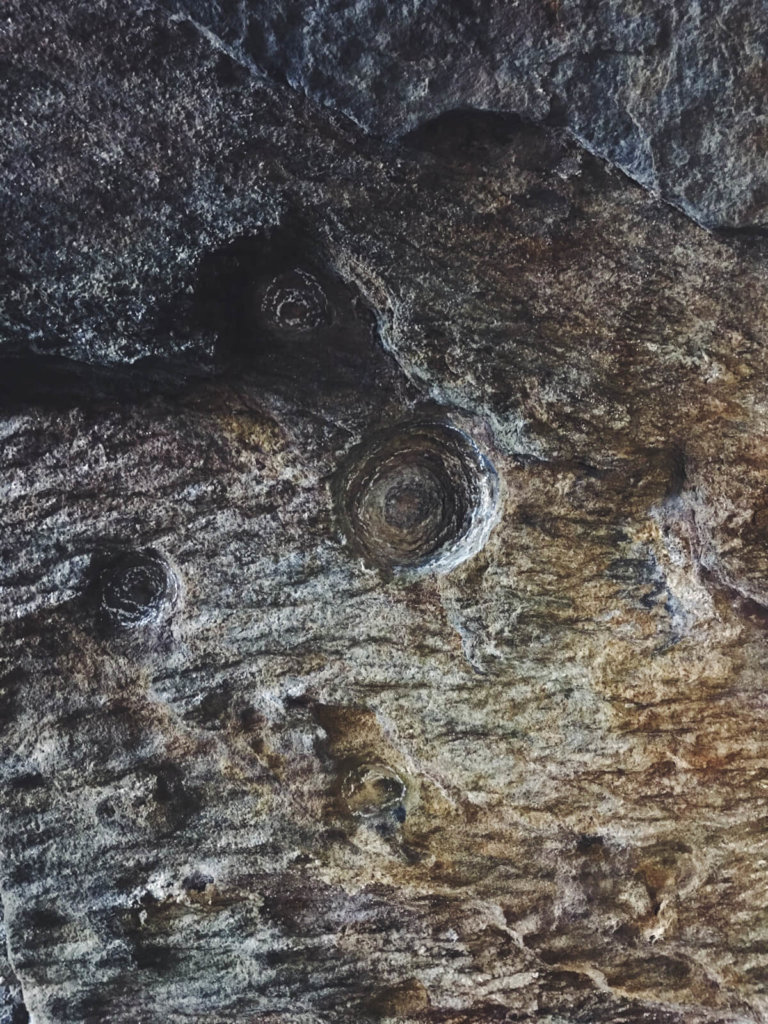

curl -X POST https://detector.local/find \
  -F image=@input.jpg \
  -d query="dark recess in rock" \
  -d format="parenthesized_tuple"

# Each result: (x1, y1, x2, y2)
(194, 222, 392, 397)
(91, 548, 178, 632)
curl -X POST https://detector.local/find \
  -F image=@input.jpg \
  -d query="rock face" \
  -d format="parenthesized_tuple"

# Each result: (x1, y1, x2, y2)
(167, 0, 768, 229)
(4, 2, 768, 1023)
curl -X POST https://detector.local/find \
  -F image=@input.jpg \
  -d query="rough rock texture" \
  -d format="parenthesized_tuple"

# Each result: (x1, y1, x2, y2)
(165, 0, 768, 229)
(4, 2, 768, 1023)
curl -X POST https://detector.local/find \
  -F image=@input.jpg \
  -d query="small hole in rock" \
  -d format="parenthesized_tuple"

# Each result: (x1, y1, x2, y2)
(93, 548, 177, 631)
(259, 268, 330, 332)
(182, 872, 214, 893)
(342, 762, 406, 817)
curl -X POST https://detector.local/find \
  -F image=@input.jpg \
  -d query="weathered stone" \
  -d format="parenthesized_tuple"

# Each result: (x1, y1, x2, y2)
(4, 2, 768, 1024)
(165, 0, 768, 229)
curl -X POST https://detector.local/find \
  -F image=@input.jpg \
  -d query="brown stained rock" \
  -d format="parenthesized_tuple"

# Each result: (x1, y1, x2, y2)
(4, 3, 768, 1024)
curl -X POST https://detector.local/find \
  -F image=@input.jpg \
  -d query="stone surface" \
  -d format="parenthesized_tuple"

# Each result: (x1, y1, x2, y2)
(165, 0, 768, 229)
(4, 2, 768, 1023)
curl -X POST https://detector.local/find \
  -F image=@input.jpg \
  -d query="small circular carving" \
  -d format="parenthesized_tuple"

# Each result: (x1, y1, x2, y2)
(336, 421, 499, 573)
(97, 549, 177, 630)
(342, 763, 406, 817)
(260, 268, 330, 332)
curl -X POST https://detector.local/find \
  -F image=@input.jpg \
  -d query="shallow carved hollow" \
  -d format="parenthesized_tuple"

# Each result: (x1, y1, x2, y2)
(335, 420, 499, 573)
(94, 548, 178, 631)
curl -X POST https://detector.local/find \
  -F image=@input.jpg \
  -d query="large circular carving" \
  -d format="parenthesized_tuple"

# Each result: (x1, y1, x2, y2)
(342, 762, 406, 818)
(336, 421, 499, 573)
(260, 268, 330, 332)
(97, 548, 178, 630)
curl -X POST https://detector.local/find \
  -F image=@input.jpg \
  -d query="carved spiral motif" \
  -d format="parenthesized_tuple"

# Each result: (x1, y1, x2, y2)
(98, 549, 177, 630)
(336, 421, 499, 573)
(260, 268, 330, 332)
(342, 762, 406, 817)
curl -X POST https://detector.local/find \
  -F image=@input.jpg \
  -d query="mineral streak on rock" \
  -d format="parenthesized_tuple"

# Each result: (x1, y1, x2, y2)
(334, 420, 500, 574)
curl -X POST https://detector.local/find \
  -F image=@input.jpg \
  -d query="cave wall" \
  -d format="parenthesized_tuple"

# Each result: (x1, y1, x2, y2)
(3, 3, 768, 1023)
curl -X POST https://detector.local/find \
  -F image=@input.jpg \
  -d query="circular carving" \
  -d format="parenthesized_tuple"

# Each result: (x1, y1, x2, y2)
(342, 763, 406, 817)
(97, 549, 177, 630)
(336, 421, 499, 573)
(260, 268, 330, 332)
